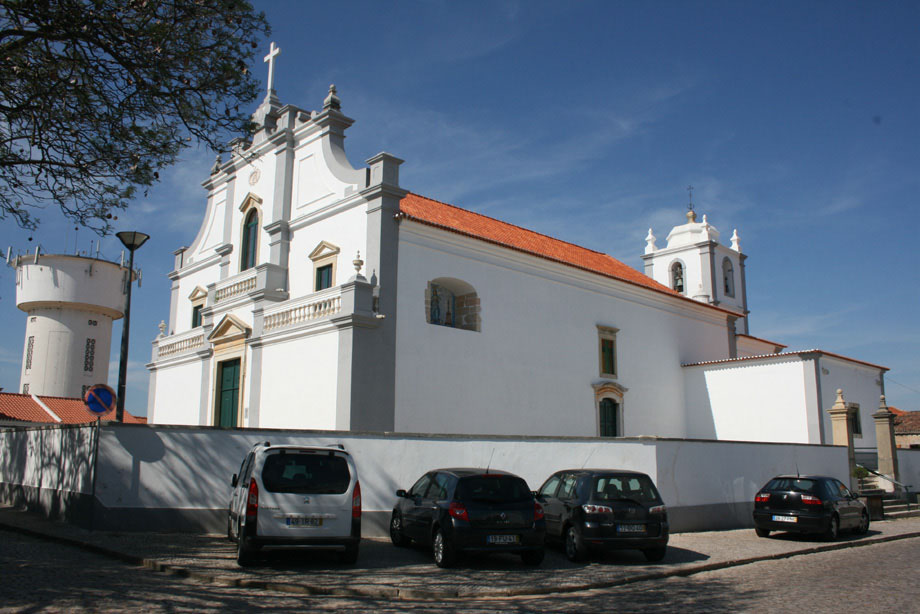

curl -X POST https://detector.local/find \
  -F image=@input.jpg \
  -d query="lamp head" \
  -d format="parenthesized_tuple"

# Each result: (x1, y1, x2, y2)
(116, 231, 150, 251)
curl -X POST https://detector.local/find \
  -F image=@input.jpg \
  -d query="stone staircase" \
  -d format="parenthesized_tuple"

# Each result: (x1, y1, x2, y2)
(858, 475, 920, 520)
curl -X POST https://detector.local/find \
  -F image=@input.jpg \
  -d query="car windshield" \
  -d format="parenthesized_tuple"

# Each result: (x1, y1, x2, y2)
(592, 474, 661, 503)
(764, 478, 820, 494)
(456, 475, 531, 503)
(261, 452, 350, 494)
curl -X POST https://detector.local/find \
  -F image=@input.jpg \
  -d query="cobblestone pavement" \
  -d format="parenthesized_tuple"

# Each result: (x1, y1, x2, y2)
(2, 522, 918, 613)
(1, 505, 919, 604)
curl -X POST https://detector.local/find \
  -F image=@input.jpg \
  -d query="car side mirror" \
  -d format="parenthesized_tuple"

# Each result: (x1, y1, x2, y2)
(231, 474, 238, 488)
(396, 489, 407, 498)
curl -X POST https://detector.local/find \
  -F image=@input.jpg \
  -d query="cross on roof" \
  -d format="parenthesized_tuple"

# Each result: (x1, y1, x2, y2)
(264, 42, 281, 94)
(687, 185, 694, 211)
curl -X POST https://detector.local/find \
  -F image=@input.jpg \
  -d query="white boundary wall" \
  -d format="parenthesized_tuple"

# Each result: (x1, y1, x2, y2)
(1, 424, 849, 534)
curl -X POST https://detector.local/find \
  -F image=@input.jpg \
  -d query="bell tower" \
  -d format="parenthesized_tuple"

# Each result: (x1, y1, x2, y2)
(641, 190, 749, 333)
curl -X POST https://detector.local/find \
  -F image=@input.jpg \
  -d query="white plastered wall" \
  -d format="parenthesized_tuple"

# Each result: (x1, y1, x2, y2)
(148, 360, 206, 426)
(684, 357, 813, 442)
(817, 355, 883, 450)
(256, 330, 340, 430)
(394, 225, 732, 438)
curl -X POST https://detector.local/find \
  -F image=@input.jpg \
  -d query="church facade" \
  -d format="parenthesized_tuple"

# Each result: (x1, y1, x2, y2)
(146, 58, 886, 449)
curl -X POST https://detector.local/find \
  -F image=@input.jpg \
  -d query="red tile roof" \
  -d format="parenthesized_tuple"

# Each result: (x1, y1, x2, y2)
(894, 411, 920, 434)
(0, 393, 146, 425)
(398, 193, 739, 315)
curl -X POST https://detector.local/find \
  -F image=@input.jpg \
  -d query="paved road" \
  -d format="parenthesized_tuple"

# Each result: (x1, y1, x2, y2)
(1, 528, 918, 613)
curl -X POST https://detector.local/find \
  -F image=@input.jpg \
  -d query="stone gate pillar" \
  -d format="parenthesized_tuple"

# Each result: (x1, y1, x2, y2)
(827, 389, 857, 490)
(873, 395, 900, 491)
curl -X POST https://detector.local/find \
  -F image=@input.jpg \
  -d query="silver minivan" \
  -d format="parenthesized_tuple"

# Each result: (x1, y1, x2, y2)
(228, 442, 361, 565)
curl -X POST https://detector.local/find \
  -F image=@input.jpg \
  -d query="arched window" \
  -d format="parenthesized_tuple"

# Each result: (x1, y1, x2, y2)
(599, 398, 619, 437)
(426, 278, 481, 332)
(722, 258, 735, 297)
(670, 262, 684, 294)
(240, 209, 259, 271)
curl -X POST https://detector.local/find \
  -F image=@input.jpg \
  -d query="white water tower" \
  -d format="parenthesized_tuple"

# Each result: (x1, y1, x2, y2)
(11, 251, 130, 398)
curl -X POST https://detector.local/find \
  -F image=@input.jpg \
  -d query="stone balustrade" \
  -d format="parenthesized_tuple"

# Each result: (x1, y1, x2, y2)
(263, 289, 343, 332)
(156, 330, 206, 359)
(214, 269, 257, 303)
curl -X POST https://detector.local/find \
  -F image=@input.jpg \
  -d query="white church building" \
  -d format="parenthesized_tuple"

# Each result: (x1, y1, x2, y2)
(146, 47, 887, 449)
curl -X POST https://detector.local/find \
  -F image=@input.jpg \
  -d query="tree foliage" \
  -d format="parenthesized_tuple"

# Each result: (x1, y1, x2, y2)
(0, 0, 269, 232)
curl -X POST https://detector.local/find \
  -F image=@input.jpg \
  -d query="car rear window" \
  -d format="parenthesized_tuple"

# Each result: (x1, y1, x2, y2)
(456, 475, 531, 503)
(592, 474, 661, 503)
(764, 478, 820, 494)
(261, 452, 350, 494)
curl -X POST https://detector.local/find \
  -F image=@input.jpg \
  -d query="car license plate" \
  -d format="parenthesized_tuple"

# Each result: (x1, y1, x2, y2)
(618, 524, 645, 533)
(487, 534, 520, 544)
(286, 516, 322, 527)
(772, 515, 797, 523)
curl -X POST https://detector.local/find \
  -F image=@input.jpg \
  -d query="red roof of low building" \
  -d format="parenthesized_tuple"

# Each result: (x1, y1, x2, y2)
(0, 392, 146, 425)
(398, 193, 738, 315)
(894, 410, 920, 434)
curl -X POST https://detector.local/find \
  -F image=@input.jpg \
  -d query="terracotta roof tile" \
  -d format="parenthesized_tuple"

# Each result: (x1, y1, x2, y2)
(894, 411, 920, 434)
(399, 192, 700, 301)
(0, 392, 146, 425)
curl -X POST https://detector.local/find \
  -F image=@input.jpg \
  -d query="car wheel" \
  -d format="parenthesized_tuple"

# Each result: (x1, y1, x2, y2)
(390, 511, 408, 547)
(432, 528, 455, 568)
(856, 510, 870, 535)
(521, 548, 545, 566)
(340, 543, 359, 564)
(236, 522, 254, 566)
(643, 546, 667, 562)
(824, 514, 840, 541)
(564, 524, 587, 562)
(755, 527, 771, 538)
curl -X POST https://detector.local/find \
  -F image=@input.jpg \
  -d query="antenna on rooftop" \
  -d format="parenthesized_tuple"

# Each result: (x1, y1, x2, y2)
(485, 448, 495, 473)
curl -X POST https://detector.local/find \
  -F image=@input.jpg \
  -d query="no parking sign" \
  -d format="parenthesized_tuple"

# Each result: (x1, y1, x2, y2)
(84, 384, 117, 416)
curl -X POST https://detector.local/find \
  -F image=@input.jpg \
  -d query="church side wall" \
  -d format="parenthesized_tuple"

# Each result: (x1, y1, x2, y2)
(171, 266, 216, 336)
(256, 331, 340, 430)
(683, 358, 812, 442)
(393, 226, 730, 438)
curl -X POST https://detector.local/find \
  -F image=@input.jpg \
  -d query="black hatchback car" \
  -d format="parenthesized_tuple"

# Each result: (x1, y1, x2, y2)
(536, 469, 669, 562)
(752, 475, 869, 540)
(389, 468, 546, 568)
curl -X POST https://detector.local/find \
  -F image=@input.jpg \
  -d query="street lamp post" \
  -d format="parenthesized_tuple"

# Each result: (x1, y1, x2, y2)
(115, 231, 150, 422)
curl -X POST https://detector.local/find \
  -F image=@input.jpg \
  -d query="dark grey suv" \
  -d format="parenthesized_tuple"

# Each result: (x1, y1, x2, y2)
(536, 469, 669, 562)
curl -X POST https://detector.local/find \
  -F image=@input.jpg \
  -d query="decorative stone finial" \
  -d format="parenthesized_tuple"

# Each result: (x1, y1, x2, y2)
(210, 154, 222, 175)
(730, 228, 741, 252)
(686, 208, 697, 223)
(158, 320, 167, 337)
(879, 395, 890, 412)
(353, 250, 364, 275)
(832, 388, 846, 410)
(702, 214, 708, 225)
(644, 228, 657, 254)
(323, 84, 341, 111)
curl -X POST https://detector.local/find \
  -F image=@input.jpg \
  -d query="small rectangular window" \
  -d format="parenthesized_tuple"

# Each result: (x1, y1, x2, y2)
(850, 407, 862, 437)
(315, 264, 333, 291)
(597, 326, 618, 378)
(191, 304, 203, 328)
(22, 383, 30, 394)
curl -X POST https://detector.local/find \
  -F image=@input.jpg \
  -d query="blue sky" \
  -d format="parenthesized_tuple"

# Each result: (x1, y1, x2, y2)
(1, 0, 918, 415)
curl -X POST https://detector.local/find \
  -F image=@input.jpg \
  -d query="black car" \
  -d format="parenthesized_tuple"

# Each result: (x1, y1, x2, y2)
(536, 469, 669, 562)
(389, 468, 546, 568)
(752, 475, 869, 539)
